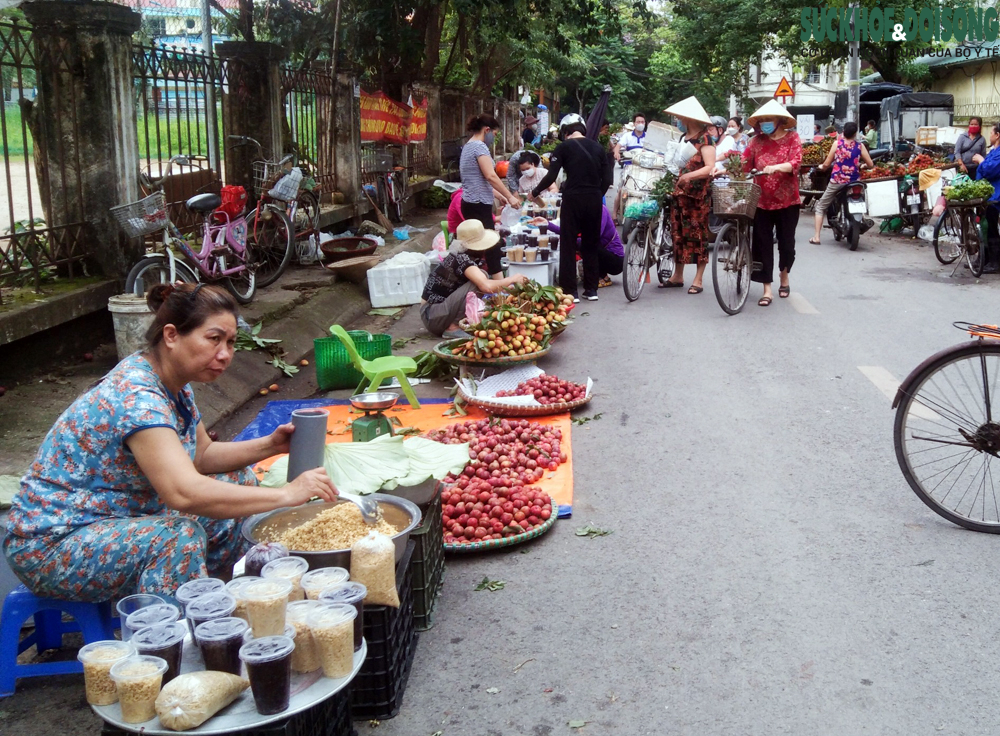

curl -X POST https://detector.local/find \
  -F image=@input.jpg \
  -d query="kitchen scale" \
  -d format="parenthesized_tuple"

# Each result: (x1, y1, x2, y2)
(349, 392, 399, 442)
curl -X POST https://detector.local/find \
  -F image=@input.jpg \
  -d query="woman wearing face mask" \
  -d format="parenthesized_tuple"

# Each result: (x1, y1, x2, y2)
(956, 116, 986, 179)
(728, 118, 749, 153)
(742, 100, 802, 307)
(713, 116, 741, 174)
(972, 122, 1000, 273)
(516, 151, 557, 194)
(660, 96, 717, 294)
(461, 114, 521, 277)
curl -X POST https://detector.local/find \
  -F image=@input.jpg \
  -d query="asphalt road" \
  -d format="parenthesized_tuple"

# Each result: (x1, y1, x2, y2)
(372, 221, 1000, 736)
(6, 219, 1000, 735)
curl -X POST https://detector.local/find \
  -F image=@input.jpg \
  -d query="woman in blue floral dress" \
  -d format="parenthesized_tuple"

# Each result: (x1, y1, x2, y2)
(2, 284, 338, 602)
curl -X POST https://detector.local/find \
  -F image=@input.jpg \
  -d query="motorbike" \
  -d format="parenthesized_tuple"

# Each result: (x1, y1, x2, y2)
(900, 174, 923, 235)
(827, 180, 873, 251)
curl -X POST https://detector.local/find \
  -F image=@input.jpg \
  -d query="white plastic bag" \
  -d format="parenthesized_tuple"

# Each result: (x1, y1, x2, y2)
(917, 224, 936, 242)
(500, 205, 521, 228)
(465, 290, 486, 325)
(350, 531, 399, 607)
(155, 671, 249, 731)
(268, 167, 303, 202)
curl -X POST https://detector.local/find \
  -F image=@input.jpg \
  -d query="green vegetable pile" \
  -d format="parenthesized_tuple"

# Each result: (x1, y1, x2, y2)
(945, 179, 995, 202)
(649, 170, 676, 207)
(419, 187, 452, 209)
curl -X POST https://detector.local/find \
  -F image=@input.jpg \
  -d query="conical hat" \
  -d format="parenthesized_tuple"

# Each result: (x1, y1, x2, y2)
(747, 99, 796, 126)
(663, 96, 711, 126)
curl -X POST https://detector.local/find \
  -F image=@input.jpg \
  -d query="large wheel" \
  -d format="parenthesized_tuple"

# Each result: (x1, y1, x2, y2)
(964, 211, 984, 277)
(124, 256, 198, 297)
(295, 189, 321, 234)
(223, 258, 256, 304)
(247, 205, 294, 288)
(933, 208, 961, 264)
(848, 219, 860, 251)
(622, 226, 649, 302)
(894, 342, 1000, 533)
(711, 223, 751, 315)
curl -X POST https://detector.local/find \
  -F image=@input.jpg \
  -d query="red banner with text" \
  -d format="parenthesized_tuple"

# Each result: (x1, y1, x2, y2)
(409, 97, 428, 143)
(360, 91, 412, 145)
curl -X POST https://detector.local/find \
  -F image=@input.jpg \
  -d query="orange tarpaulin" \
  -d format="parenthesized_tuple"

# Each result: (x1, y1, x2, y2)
(255, 404, 574, 512)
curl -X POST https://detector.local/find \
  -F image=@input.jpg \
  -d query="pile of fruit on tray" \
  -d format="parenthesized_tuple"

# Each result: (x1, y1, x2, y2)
(801, 137, 835, 166)
(905, 153, 937, 175)
(861, 162, 907, 180)
(427, 418, 564, 543)
(495, 375, 588, 405)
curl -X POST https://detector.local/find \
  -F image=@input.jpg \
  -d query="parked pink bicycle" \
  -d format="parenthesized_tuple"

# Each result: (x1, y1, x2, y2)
(111, 155, 256, 303)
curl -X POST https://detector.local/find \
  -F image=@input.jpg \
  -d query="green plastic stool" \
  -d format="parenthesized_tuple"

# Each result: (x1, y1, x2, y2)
(329, 325, 421, 408)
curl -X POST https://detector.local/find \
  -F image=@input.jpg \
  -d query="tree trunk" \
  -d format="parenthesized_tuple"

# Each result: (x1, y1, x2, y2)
(238, 0, 254, 42)
(416, 1, 446, 80)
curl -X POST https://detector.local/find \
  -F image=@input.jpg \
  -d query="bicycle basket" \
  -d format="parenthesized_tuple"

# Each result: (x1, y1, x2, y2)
(252, 160, 285, 197)
(712, 180, 761, 220)
(110, 192, 168, 238)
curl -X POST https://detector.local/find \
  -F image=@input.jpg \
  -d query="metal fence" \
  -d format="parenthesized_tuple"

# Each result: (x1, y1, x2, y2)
(0, 19, 92, 295)
(953, 97, 1000, 122)
(281, 66, 334, 191)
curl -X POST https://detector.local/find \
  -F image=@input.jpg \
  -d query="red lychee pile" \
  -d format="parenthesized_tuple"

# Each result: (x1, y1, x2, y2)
(495, 374, 587, 405)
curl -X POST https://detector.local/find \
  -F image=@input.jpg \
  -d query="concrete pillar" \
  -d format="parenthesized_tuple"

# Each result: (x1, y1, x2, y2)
(23, 0, 141, 281)
(333, 73, 361, 204)
(216, 42, 285, 191)
(414, 83, 441, 175)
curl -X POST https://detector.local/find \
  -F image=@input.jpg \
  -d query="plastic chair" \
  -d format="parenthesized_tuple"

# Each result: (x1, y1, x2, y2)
(329, 325, 420, 408)
(0, 584, 117, 697)
(440, 220, 451, 247)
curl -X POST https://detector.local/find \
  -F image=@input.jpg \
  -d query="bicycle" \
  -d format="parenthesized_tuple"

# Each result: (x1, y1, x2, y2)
(710, 172, 765, 315)
(621, 152, 671, 301)
(227, 136, 306, 287)
(379, 166, 410, 223)
(932, 198, 985, 277)
(893, 321, 1000, 533)
(112, 155, 256, 303)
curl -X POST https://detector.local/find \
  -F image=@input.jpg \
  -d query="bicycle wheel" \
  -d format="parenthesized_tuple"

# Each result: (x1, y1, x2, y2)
(894, 341, 1000, 533)
(933, 208, 961, 264)
(224, 260, 256, 304)
(711, 222, 751, 315)
(622, 225, 650, 302)
(963, 211, 984, 277)
(296, 189, 321, 233)
(247, 206, 294, 288)
(649, 212, 674, 284)
(125, 255, 198, 296)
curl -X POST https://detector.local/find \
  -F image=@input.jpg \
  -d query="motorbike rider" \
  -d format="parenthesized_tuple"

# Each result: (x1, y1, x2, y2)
(809, 121, 873, 245)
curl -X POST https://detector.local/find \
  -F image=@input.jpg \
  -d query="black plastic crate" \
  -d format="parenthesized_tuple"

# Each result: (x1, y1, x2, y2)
(411, 488, 445, 631)
(100, 685, 354, 736)
(351, 540, 418, 720)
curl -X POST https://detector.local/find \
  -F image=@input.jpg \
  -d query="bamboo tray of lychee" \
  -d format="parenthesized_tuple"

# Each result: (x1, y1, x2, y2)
(456, 365, 592, 417)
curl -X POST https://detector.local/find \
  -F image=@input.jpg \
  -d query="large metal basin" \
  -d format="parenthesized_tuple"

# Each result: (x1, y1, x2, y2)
(241, 494, 422, 570)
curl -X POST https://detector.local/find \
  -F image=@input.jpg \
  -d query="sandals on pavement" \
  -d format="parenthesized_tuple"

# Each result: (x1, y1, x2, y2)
(659, 280, 684, 289)
(808, 238, 821, 244)
(687, 285, 704, 295)
(758, 296, 773, 307)
(778, 285, 790, 298)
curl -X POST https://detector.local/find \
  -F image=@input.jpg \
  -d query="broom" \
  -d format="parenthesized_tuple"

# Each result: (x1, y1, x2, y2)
(364, 189, 395, 232)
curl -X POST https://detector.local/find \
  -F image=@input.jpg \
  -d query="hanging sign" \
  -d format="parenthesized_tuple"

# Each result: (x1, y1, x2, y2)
(360, 91, 412, 144)
(408, 97, 428, 143)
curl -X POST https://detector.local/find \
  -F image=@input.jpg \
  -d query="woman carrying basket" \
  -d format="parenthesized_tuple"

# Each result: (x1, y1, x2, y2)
(742, 100, 802, 307)
(660, 96, 717, 294)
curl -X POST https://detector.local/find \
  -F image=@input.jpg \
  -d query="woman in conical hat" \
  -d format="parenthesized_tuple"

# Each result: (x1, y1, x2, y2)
(660, 96, 717, 294)
(742, 98, 802, 307)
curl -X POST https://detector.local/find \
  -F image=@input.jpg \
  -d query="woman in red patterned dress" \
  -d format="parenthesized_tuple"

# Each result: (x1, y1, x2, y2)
(661, 96, 717, 295)
(742, 100, 802, 307)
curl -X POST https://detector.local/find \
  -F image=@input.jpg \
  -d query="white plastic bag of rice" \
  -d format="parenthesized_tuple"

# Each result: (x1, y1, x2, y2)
(350, 531, 399, 607)
(154, 671, 249, 731)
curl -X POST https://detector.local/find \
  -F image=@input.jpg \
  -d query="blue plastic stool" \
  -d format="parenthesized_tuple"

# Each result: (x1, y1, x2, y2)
(0, 584, 117, 697)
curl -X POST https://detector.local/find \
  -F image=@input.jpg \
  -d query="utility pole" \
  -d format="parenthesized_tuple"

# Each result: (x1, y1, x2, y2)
(202, 0, 219, 174)
(847, 1, 860, 124)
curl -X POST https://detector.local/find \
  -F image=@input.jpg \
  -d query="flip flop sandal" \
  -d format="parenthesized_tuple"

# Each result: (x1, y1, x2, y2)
(659, 281, 685, 288)
(808, 238, 821, 244)
(758, 296, 773, 307)
(779, 286, 790, 298)
(687, 286, 704, 294)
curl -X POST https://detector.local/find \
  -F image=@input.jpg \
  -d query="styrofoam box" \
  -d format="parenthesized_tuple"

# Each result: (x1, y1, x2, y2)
(866, 179, 901, 218)
(505, 259, 554, 287)
(367, 258, 431, 308)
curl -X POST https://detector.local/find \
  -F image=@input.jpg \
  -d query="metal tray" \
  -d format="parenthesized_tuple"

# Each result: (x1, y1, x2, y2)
(93, 636, 367, 735)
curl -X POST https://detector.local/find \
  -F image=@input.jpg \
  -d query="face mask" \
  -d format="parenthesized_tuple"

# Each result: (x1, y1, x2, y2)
(524, 167, 535, 177)
(634, 123, 645, 134)
(970, 125, 981, 135)
(760, 122, 776, 135)
(709, 135, 719, 144)
(726, 127, 738, 137)
(485, 131, 496, 146)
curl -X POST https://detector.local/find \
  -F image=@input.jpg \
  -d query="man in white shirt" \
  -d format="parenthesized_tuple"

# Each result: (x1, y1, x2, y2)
(614, 113, 647, 166)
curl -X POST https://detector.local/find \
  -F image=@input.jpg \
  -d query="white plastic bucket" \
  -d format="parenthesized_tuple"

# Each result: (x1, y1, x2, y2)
(108, 294, 154, 361)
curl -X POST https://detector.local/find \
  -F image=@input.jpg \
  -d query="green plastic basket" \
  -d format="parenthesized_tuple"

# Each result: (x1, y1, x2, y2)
(314, 330, 392, 390)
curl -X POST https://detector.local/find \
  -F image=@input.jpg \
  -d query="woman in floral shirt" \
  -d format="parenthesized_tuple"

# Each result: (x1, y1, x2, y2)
(3, 284, 337, 602)
(810, 120, 874, 245)
(742, 100, 803, 307)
